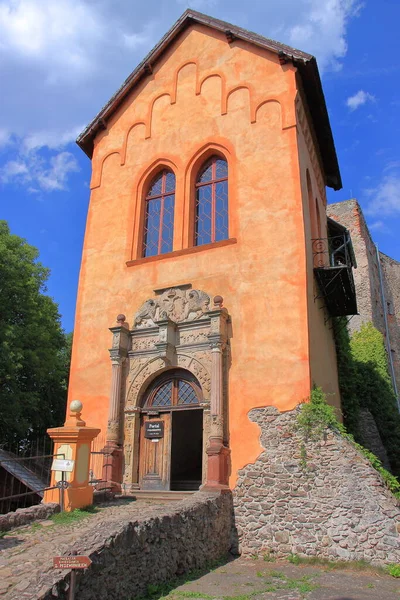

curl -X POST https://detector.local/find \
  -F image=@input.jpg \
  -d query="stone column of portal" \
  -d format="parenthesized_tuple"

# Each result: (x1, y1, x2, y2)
(102, 314, 130, 493)
(203, 296, 230, 491)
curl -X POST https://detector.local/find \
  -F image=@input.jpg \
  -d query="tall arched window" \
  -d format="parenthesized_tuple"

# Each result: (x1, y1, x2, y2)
(195, 156, 228, 246)
(143, 169, 175, 258)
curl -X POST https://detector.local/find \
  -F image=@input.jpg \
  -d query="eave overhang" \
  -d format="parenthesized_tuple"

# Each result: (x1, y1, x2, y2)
(76, 9, 342, 191)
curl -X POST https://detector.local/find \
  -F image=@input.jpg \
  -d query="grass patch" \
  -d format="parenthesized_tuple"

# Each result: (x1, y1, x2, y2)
(262, 552, 275, 562)
(226, 574, 318, 598)
(387, 564, 400, 578)
(51, 505, 99, 526)
(287, 554, 385, 574)
(175, 593, 213, 599)
(0, 530, 9, 538)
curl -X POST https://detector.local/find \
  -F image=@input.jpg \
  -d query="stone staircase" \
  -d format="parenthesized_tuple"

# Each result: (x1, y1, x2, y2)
(0, 449, 47, 497)
(121, 490, 196, 502)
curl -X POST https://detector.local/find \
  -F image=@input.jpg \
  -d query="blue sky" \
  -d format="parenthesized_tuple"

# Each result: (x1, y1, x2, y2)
(1, 0, 399, 333)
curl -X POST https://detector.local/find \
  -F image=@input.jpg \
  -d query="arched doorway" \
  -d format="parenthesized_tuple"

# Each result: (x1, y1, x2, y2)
(139, 369, 203, 491)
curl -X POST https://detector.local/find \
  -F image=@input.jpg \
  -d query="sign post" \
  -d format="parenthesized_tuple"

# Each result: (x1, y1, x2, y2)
(53, 551, 92, 600)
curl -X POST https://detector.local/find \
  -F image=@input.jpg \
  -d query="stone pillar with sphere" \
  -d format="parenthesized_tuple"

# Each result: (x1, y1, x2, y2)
(102, 314, 130, 493)
(44, 401, 100, 511)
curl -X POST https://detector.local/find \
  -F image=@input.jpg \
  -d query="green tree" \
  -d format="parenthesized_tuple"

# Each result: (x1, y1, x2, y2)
(0, 221, 71, 446)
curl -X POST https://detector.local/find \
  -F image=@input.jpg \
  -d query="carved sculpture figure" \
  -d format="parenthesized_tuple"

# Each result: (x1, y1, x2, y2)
(134, 299, 157, 327)
(184, 289, 210, 320)
(134, 287, 211, 328)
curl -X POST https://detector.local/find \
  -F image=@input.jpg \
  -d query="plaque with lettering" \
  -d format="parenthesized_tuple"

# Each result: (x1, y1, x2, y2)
(145, 421, 164, 439)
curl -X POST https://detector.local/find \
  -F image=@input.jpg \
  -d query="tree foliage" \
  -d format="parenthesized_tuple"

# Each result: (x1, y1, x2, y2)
(0, 221, 71, 446)
(334, 319, 400, 477)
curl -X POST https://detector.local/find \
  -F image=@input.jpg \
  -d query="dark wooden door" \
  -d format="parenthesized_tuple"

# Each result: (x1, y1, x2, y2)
(139, 413, 171, 490)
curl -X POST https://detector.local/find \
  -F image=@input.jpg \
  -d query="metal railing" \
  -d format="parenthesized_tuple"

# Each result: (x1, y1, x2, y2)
(0, 438, 71, 513)
(312, 233, 356, 269)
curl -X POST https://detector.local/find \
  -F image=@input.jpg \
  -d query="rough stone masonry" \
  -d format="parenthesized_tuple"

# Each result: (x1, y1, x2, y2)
(233, 406, 400, 565)
(39, 492, 233, 600)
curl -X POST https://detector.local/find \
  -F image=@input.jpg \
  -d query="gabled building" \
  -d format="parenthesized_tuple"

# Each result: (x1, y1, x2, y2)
(70, 10, 357, 494)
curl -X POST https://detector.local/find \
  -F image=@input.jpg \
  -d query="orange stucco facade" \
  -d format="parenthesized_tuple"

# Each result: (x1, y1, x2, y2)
(69, 21, 341, 488)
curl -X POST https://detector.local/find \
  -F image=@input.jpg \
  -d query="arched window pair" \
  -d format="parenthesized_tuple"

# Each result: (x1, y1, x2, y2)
(142, 156, 229, 258)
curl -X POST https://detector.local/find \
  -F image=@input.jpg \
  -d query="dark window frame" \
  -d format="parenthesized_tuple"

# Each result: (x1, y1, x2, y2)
(143, 371, 202, 411)
(194, 156, 228, 246)
(143, 169, 175, 258)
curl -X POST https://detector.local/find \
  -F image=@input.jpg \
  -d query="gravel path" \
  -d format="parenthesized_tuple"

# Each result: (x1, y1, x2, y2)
(0, 499, 170, 599)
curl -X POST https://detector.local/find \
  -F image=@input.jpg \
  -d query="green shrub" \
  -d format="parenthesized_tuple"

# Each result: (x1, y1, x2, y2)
(296, 386, 400, 498)
(334, 320, 400, 477)
(387, 564, 400, 578)
(296, 386, 345, 441)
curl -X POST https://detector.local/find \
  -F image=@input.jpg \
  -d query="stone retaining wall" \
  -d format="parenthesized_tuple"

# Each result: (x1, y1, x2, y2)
(233, 406, 400, 565)
(0, 502, 60, 532)
(40, 492, 233, 600)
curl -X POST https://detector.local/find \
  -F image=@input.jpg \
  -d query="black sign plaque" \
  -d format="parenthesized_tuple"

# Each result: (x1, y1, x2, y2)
(145, 421, 164, 439)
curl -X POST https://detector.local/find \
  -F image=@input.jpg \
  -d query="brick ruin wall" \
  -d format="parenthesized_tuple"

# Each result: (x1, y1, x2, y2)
(327, 200, 384, 335)
(380, 252, 400, 396)
(327, 199, 400, 395)
(233, 406, 400, 565)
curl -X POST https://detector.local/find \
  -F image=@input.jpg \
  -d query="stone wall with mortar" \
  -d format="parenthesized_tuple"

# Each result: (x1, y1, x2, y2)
(0, 502, 60, 532)
(40, 492, 233, 600)
(233, 406, 400, 565)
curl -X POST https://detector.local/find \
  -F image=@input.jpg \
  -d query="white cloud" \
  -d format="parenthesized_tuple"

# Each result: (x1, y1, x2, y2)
(346, 90, 375, 111)
(1, 150, 79, 192)
(0, 129, 12, 148)
(0, 0, 362, 192)
(364, 174, 400, 217)
(273, 0, 363, 72)
(1, 159, 28, 181)
(369, 220, 387, 232)
(22, 126, 85, 153)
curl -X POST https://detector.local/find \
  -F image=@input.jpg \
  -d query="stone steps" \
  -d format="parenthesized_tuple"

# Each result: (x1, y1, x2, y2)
(120, 490, 196, 502)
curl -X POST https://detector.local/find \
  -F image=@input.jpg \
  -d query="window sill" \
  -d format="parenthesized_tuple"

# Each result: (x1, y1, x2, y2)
(126, 238, 237, 267)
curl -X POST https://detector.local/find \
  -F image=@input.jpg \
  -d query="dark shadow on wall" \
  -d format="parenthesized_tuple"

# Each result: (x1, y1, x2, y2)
(334, 318, 400, 477)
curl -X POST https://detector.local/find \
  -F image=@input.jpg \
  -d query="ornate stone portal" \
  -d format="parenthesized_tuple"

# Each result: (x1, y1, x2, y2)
(103, 286, 230, 492)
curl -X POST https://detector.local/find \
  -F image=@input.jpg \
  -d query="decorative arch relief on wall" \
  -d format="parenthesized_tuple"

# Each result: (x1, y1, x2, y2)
(91, 57, 293, 190)
(295, 93, 326, 204)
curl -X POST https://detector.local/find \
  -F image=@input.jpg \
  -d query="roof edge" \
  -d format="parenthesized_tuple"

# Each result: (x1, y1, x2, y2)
(77, 9, 341, 190)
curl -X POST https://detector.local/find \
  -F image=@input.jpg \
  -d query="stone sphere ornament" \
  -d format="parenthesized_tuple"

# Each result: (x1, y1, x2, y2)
(213, 295, 223, 308)
(70, 400, 83, 413)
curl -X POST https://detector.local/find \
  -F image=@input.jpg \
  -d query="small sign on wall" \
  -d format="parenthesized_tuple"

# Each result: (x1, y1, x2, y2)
(145, 421, 164, 439)
(51, 459, 75, 472)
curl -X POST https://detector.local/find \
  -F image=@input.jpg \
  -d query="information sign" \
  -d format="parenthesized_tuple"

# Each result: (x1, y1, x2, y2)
(51, 459, 75, 472)
(144, 421, 164, 439)
(53, 556, 92, 570)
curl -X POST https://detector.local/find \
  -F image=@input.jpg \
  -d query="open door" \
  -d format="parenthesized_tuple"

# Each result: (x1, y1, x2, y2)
(139, 413, 171, 490)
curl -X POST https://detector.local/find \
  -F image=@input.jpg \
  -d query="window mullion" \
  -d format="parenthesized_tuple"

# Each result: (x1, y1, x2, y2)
(158, 195, 165, 254)
(211, 159, 216, 243)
